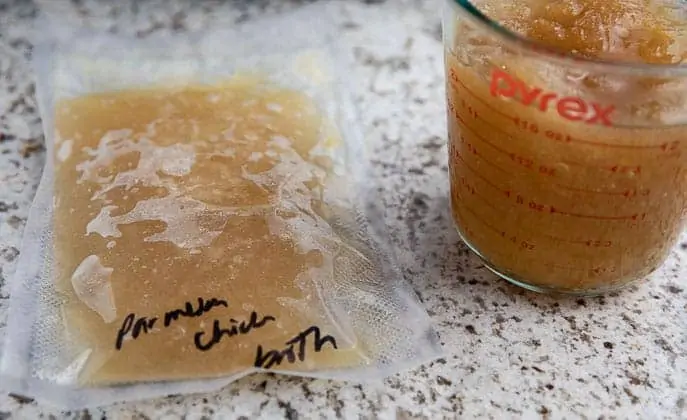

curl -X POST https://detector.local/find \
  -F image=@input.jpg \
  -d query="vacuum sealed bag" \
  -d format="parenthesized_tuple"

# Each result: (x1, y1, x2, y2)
(0, 3, 442, 409)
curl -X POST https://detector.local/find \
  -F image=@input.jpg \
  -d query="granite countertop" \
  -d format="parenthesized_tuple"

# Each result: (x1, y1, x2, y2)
(1, 0, 686, 419)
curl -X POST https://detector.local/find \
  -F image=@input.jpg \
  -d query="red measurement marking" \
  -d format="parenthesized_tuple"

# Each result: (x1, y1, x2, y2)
(503, 191, 551, 213)
(455, 102, 642, 176)
(539, 233, 588, 246)
(454, 206, 483, 244)
(457, 157, 648, 219)
(571, 136, 663, 151)
(512, 117, 668, 151)
(561, 159, 605, 171)
(455, 112, 554, 177)
(449, 69, 678, 152)
(457, 181, 618, 246)
(448, 68, 512, 120)
(447, 96, 455, 113)
(556, 185, 650, 199)
(461, 98, 479, 119)
(622, 189, 651, 198)
(555, 184, 630, 197)
(484, 119, 612, 172)
(537, 165, 555, 177)
(509, 153, 533, 168)
(512, 117, 540, 134)
(458, 190, 616, 248)
(550, 207, 647, 221)
(528, 200, 546, 212)
(458, 134, 507, 173)
(447, 96, 459, 119)
(454, 150, 507, 194)
(610, 165, 642, 175)
(457, 111, 626, 176)
(585, 240, 613, 248)
(534, 232, 615, 247)
(545, 263, 587, 271)
(464, 138, 478, 155)
(462, 223, 478, 239)
(459, 197, 502, 235)
(561, 159, 645, 174)
(589, 266, 618, 277)
(544, 129, 571, 143)
(455, 114, 511, 156)
(513, 237, 536, 250)
(458, 199, 536, 251)
(505, 190, 648, 220)
(458, 175, 476, 195)
(458, 176, 501, 212)
(458, 116, 650, 194)
(510, 153, 554, 175)
(661, 141, 679, 152)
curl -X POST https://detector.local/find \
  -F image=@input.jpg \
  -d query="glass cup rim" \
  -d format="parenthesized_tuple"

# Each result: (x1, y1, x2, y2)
(449, 0, 687, 76)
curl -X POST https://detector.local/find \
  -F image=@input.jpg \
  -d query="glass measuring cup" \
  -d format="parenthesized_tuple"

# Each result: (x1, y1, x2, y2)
(442, 0, 687, 295)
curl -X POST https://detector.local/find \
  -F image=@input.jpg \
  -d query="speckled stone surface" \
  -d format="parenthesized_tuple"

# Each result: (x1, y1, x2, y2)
(1, 0, 686, 419)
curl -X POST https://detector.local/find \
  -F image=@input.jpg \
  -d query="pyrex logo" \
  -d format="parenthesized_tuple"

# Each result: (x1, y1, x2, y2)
(489, 69, 615, 126)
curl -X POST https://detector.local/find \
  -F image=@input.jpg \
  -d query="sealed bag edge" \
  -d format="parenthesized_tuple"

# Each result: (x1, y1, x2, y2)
(0, 1, 444, 409)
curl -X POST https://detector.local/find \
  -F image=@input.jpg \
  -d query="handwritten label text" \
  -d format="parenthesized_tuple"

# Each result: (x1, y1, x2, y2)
(254, 326, 338, 369)
(115, 296, 228, 350)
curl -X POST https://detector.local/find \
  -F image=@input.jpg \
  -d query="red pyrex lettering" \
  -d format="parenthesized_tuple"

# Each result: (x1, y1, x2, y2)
(489, 68, 615, 126)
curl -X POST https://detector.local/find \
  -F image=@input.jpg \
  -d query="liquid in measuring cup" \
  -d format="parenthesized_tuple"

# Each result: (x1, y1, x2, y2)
(445, 0, 687, 294)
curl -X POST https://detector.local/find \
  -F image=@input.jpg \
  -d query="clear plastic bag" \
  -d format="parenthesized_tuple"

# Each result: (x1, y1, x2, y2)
(0, 2, 442, 409)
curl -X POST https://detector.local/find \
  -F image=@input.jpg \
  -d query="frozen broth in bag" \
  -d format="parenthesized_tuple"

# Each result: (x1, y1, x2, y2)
(0, 4, 441, 408)
(56, 76, 369, 384)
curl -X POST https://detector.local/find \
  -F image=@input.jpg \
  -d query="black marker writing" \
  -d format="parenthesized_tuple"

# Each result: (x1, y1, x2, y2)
(114, 296, 228, 351)
(254, 326, 337, 369)
(115, 313, 158, 350)
(164, 297, 228, 327)
(194, 311, 276, 351)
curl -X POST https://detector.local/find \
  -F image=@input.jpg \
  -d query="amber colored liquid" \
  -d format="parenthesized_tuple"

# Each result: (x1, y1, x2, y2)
(446, 0, 687, 292)
(53, 77, 365, 385)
